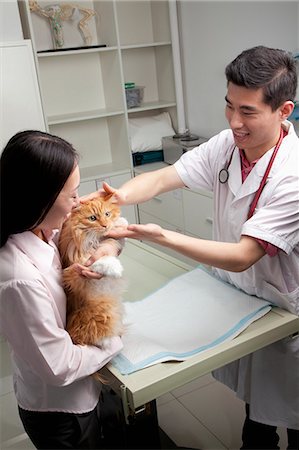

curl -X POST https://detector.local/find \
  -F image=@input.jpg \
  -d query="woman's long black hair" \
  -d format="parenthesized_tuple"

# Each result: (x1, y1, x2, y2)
(0, 130, 79, 247)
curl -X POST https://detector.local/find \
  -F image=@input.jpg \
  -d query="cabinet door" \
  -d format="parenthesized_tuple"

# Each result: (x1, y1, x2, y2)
(138, 210, 182, 260)
(183, 189, 213, 240)
(138, 210, 196, 266)
(138, 189, 184, 229)
(78, 179, 97, 197)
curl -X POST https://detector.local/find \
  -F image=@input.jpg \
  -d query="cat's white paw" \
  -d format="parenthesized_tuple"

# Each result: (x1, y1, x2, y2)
(95, 336, 112, 350)
(91, 256, 123, 278)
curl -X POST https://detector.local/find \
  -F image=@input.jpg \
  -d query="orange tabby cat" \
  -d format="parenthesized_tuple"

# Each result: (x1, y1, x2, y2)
(58, 195, 128, 350)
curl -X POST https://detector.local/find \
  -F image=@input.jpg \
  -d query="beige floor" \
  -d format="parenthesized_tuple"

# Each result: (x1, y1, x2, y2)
(157, 373, 288, 450)
(1, 374, 289, 450)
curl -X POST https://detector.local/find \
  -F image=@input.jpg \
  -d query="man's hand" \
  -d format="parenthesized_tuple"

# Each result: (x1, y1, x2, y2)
(101, 182, 128, 206)
(105, 223, 164, 242)
(79, 182, 120, 204)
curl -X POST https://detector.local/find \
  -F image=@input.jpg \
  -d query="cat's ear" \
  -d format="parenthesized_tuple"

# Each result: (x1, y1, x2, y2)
(103, 193, 114, 202)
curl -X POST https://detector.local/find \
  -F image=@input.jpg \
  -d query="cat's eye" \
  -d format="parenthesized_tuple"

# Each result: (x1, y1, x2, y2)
(105, 212, 111, 217)
(88, 215, 97, 221)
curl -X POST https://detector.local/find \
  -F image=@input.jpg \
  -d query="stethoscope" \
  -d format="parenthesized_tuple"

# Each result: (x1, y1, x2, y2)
(218, 149, 235, 184)
(218, 128, 284, 219)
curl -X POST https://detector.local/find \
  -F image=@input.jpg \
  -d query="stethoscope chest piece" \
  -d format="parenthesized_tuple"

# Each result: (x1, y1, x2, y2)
(219, 168, 229, 184)
(219, 145, 235, 184)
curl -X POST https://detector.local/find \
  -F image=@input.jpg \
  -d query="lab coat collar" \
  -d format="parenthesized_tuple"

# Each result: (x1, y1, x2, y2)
(227, 147, 242, 196)
(229, 121, 296, 200)
(237, 147, 276, 199)
(10, 231, 57, 274)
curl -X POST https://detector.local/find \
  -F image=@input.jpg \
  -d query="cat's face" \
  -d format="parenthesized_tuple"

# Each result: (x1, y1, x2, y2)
(69, 197, 120, 234)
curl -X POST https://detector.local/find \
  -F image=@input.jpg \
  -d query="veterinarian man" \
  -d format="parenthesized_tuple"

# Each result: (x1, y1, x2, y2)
(103, 46, 299, 449)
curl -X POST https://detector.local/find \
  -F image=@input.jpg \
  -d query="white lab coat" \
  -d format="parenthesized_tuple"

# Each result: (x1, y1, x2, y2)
(174, 121, 299, 429)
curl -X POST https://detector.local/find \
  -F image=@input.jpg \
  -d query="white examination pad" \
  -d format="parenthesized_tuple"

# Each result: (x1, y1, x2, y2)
(112, 267, 272, 375)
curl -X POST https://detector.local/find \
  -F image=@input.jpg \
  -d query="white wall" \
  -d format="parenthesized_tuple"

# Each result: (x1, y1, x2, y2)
(178, 1, 299, 138)
(0, 0, 23, 41)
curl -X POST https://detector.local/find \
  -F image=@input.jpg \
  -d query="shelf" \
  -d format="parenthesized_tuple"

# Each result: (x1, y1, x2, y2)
(122, 45, 176, 108)
(120, 41, 171, 50)
(127, 101, 176, 114)
(49, 115, 131, 170)
(134, 162, 168, 174)
(24, 0, 118, 52)
(38, 50, 124, 118)
(80, 162, 132, 182)
(48, 108, 125, 125)
(37, 46, 118, 58)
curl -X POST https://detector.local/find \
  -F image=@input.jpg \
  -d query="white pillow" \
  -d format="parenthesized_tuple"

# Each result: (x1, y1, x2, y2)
(129, 112, 175, 152)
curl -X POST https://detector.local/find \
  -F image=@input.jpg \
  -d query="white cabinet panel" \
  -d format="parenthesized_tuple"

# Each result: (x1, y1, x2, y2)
(78, 179, 97, 197)
(0, 1, 23, 41)
(0, 40, 46, 150)
(138, 210, 196, 266)
(138, 189, 184, 229)
(183, 189, 213, 240)
(138, 210, 183, 234)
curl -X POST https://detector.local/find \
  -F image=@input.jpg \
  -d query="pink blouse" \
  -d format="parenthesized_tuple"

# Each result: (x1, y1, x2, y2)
(0, 231, 123, 413)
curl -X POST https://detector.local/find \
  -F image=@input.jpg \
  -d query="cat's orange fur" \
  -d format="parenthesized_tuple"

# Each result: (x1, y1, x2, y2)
(58, 196, 126, 352)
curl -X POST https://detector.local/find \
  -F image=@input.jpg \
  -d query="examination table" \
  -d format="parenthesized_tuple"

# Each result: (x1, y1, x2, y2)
(97, 241, 298, 449)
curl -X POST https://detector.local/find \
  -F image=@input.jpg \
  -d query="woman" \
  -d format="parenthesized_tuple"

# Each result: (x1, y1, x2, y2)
(0, 130, 123, 449)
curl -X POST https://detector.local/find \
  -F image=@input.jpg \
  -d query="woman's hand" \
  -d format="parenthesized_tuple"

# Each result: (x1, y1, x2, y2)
(85, 239, 122, 266)
(67, 263, 103, 279)
(66, 239, 121, 278)
(105, 223, 164, 242)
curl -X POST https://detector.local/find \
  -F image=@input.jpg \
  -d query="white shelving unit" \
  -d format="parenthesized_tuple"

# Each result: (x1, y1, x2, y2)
(18, 0, 179, 212)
